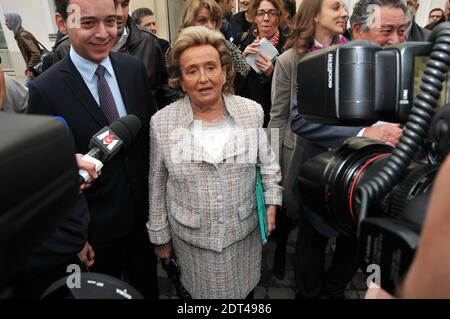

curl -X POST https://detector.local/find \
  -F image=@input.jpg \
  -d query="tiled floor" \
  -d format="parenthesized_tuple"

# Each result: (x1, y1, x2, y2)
(158, 226, 368, 299)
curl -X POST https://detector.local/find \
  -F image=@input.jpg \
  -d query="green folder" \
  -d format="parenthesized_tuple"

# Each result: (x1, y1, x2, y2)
(256, 168, 268, 245)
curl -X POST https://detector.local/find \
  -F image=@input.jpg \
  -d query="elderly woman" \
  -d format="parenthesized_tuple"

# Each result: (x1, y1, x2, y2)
(147, 26, 282, 299)
(181, 0, 250, 78)
(235, 0, 287, 127)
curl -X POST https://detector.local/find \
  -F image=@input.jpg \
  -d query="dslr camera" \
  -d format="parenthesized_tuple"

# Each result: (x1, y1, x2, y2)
(296, 23, 450, 293)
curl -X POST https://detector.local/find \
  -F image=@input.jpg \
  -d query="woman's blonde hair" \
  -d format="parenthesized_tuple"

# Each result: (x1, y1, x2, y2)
(166, 26, 235, 95)
(181, 0, 222, 30)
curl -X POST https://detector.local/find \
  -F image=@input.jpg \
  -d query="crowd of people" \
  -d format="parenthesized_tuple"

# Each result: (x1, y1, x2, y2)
(1, 0, 450, 299)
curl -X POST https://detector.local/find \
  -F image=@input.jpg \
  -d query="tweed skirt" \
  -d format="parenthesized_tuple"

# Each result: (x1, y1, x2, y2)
(171, 228, 261, 299)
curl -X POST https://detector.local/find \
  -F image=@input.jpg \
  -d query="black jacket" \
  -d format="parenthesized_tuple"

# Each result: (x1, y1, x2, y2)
(42, 35, 70, 73)
(119, 19, 177, 109)
(407, 20, 431, 42)
(230, 11, 253, 46)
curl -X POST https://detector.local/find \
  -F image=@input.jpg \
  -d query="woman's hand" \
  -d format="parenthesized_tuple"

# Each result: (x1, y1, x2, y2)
(266, 205, 277, 235)
(155, 241, 172, 262)
(255, 53, 274, 77)
(243, 41, 260, 57)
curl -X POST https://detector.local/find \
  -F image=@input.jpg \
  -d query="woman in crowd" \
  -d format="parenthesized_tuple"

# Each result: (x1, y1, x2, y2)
(181, 0, 250, 78)
(231, 0, 254, 45)
(269, 0, 354, 299)
(147, 26, 282, 299)
(236, 0, 286, 127)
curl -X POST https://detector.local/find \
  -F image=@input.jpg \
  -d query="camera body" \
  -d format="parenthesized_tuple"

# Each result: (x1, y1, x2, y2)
(296, 34, 450, 293)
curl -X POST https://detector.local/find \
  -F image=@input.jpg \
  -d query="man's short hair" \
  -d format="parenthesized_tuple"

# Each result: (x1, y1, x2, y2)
(350, 0, 408, 31)
(284, 0, 296, 19)
(131, 7, 154, 25)
(54, 0, 70, 21)
(429, 7, 444, 17)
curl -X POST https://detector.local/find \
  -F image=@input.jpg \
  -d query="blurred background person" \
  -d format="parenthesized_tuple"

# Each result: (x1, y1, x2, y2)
(425, 8, 446, 30)
(215, 0, 236, 41)
(131, 7, 170, 54)
(147, 26, 282, 299)
(0, 58, 28, 113)
(231, 0, 254, 45)
(113, 0, 176, 109)
(291, 0, 406, 299)
(236, 0, 287, 127)
(180, 0, 250, 79)
(280, 0, 296, 35)
(428, 7, 444, 24)
(4, 12, 41, 87)
(42, 0, 71, 74)
(405, 0, 430, 41)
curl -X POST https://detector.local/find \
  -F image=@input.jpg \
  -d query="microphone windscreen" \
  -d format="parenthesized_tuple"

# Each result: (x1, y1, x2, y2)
(109, 114, 141, 146)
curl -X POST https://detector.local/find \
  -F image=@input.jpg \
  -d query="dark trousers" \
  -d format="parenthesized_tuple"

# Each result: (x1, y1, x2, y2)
(90, 223, 158, 299)
(295, 213, 359, 299)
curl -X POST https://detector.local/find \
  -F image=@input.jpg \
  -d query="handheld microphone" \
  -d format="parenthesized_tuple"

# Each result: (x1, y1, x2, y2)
(79, 115, 141, 183)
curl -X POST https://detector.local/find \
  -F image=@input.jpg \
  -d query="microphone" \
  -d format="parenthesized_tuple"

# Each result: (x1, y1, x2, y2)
(79, 115, 141, 183)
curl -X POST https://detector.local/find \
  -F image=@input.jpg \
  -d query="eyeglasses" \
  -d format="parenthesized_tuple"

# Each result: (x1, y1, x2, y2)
(255, 9, 280, 18)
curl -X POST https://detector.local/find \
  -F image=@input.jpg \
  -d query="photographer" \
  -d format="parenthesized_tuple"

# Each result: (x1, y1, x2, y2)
(401, 154, 450, 298)
(291, 0, 407, 299)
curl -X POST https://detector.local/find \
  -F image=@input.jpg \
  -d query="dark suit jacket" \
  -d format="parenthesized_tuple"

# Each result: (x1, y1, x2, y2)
(27, 52, 156, 243)
(407, 20, 431, 42)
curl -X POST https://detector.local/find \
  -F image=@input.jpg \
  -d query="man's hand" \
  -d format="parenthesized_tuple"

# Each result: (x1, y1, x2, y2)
(77, 241, 95, 268)
(363, 123, 403, 147)
(266, 205, 277, 236)
(76, 153, 100, 190)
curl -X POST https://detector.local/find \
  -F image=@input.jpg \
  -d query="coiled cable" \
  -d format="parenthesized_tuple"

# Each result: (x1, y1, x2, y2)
(357, 23, 450, 229)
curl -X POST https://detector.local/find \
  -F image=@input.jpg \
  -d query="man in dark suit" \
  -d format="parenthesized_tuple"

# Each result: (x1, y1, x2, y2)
(27, 0, 158, 299)
(405, 0, 430, 42)
(292, 0, 406, 299)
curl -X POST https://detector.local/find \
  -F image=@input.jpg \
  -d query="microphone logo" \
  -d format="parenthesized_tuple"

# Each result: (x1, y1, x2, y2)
(96, 130, 120, 151)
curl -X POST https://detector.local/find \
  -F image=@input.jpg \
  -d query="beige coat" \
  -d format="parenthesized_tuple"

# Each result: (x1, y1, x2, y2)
(269, 48, 305, 218)
(147, 94, 282, 298)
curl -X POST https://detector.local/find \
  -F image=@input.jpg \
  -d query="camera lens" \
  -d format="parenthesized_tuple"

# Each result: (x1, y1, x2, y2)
(298, 137, 392, 236)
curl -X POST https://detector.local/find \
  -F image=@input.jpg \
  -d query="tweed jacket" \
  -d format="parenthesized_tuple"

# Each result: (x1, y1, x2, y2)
(147, 95, 283, 252)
